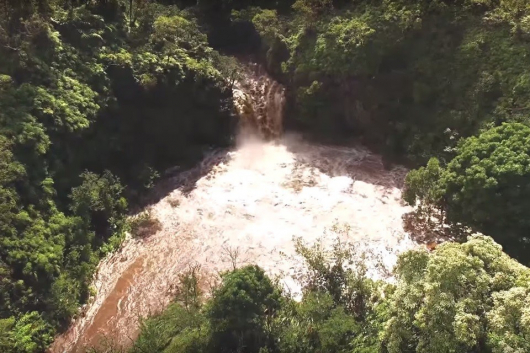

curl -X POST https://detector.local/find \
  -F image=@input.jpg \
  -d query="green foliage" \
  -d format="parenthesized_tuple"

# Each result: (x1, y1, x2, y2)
(403, 158, 443, 207)
(213, 53, 243, 88)
(133, 236, 387, 353)
(0, 317, 16, 352)
(12, 312, 54, 353)
(70, 171, 128, 232)
(246, 0, 530, 162)
(133, 235, 530, 353)
(130, 267, 207, 353)
(405, 123, 530, 261)
(441, 123, 530, 252)
(383, 235, 530, 353)
(487, 286, 530, 352)
(292, 0, 333, 20)
(294, 233, 378, 319)
(252, 9, 280, 37)
(132, 304, 207, 353)
(207, 265, 281, 353)
(4, 0, 530, 351)
(276, 292, 360, 353)
(0, 0, 235, 350)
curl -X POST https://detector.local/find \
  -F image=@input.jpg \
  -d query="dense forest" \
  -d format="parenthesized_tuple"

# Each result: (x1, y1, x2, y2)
(0, 0, 235, 351)
(0, 0, 529, 352)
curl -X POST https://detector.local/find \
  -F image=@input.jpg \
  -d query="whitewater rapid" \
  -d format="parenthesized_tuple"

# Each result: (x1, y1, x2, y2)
(50, 135, 416, 352)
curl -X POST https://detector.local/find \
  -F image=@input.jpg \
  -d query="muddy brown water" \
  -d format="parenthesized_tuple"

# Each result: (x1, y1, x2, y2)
(73, 257, 144, 352)
(50, 64, 419, 352)
(50, 137, 417, 352)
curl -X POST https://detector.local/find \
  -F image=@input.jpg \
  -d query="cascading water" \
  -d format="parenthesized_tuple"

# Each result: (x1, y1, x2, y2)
(233, 63, 285, 140)
(50, 63, 416, 353)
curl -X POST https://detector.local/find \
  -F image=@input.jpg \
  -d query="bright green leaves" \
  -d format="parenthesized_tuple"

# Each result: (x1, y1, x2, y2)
(46, 272, 82, 324)
(0, 74, 100, 166)
(403, 157, 445, 232)
(132, 235, 530, 353)
(487, 287, 530, 352)
(69, 170, 127, 259)
(36, 76, 99, 132)
(152, 15, 197, 45)
(0, 312, 54, 353)
(384, 235, 530, 353)
(320, 16, 376, 75)
(292, 0, 332, 20)
(133, 239, 385, 353)
(277, 292, 361, 353)
(70, 170, 127, 230)
(270, 0, 530, 162)
(403, 157, 443, 207)
(0, 317, 16, 352)
(252, 9, 282, 43)
(32, 79, 97, 135)
(0, 1, 236, 351)
(12, 312, 54, 353)
(287, 13, 378, 77)
(0, 84, 51, 155)
(142, 13, 219, 81)
(151, 14, 208, 57)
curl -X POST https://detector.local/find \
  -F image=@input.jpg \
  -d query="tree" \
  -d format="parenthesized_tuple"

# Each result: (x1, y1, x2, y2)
(403, 157, 447, 238)
(70, 170, 127, 237)
(0, 317, 15, 352)
(441, 123, 530, 259)
(130, 266, 207, 353)
(252, 9, 281, 45)
(404, 123, 530, 261)
(277, 232, 385, 353)
(213, 53, 242, 89)
(151, 14, 208, 61)
(206, 265, 281, 353)
(487, 286, 530, 353)
(293, 233, 378, 319)
(383, 235, 530, 353)
(12, 311, 54, 353)
(403, 158, 443, 209)
(277, 292, 361, 353)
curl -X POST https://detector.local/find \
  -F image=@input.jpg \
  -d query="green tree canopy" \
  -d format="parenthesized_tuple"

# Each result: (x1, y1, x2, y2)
(405, 123, 530, 261)
(442, 123, 530, 253)
(383, 235, 530, 353)
(207, 265, 281, 353)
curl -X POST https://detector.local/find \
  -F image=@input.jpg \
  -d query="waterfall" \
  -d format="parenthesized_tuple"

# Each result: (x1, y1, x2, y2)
(233, 63, 285, 140)
(49, 61, 416, 353)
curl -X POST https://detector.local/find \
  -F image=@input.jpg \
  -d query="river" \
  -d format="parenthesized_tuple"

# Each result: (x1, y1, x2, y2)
(50, 64, 416, 352)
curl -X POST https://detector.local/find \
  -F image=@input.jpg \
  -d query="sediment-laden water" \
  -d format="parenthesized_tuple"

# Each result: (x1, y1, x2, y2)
(50, 64, 416, 352)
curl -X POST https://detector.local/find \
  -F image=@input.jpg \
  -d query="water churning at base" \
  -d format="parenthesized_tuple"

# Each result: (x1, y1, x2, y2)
(50, 64, 417, 353)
